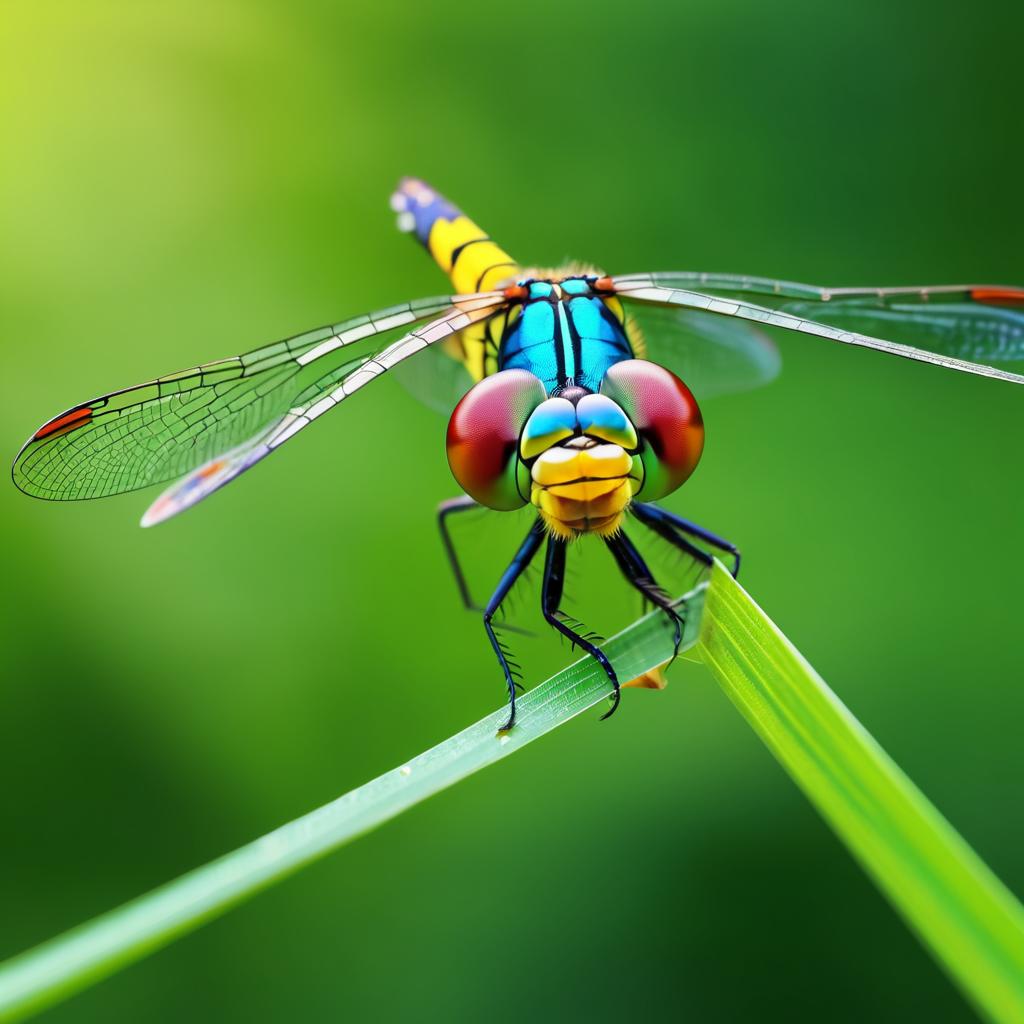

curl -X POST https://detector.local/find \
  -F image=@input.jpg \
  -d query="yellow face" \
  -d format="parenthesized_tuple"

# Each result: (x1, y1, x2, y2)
(529, 437, 641, 539)
(520, 391, 643, 539)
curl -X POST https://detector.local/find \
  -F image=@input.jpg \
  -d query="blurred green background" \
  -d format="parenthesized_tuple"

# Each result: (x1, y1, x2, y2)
(2, 2, 1023, 1021)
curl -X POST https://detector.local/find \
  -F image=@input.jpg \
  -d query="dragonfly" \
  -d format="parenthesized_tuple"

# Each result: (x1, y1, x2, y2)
(13, 178, 1024, 729)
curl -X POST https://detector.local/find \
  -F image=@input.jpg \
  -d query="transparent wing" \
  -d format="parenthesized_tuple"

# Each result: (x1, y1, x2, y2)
(613, 273, 1024, 384)
(391, 330, 476, 415)
(13, 293, 504, 505)
(140, 298, 505, 526)
(393, 305, 512, 416)
(625, 304, 780, 399)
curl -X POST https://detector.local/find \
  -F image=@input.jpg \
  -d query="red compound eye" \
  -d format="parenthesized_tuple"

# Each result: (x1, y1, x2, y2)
(446, 370, 546, 509)
(600, 360, 704, 499)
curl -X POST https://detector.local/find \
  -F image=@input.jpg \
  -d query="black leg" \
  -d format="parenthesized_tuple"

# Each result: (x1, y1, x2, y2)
(541, 537, 621, 721)
(484, 518, 546, 731)
(438, 496, 484, 612)
(631, 502, 741, 578)
(630, 507, 714, 573)
(605, 530, 685, 662)
(439, 496, 534, 636)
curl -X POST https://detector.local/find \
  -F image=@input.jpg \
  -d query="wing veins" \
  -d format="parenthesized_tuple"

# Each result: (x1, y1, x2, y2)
(13, 293, 497, 501)
(614, 275, 1024, 385)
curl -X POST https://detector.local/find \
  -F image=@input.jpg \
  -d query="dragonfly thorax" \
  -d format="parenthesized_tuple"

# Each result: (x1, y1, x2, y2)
(497, 275, 635, 395)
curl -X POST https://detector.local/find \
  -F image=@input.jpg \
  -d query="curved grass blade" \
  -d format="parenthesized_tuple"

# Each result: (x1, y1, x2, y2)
(0, 588, 704, 1023)
(698, 562, 1024, 1024)
(4, 566, 1023, 1024)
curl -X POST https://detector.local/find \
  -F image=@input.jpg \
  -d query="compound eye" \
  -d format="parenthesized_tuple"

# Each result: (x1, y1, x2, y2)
(446, 370, 546, 509)
(600, 359, 703, 500)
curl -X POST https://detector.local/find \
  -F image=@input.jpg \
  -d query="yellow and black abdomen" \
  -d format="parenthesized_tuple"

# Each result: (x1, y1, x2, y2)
(392, 178, 522, 382)
(392, 177, 519, 295)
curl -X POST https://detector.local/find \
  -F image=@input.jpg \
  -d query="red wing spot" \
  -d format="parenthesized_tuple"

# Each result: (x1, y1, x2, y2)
(34, 407, 92, 440)
(971, 287, 1024, 306)
(197, 460, 226, 479)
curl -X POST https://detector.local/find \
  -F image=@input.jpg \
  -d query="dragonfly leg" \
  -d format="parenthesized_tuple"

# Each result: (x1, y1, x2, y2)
(630, 507, 715, 575)
(631, 502, 741, 578)
(440, 497, 533, 637)
(438, 496, 483, 612)
(541, 536, 621, 721)
(605, 530, 684, 663)
(484, 518, 546, 732)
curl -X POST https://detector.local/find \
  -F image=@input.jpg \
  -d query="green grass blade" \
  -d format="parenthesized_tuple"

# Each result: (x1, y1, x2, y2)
(0, 586, 705, 1024)
(5, 564, 1023, 1024)
(698, 562, 1024, 1024)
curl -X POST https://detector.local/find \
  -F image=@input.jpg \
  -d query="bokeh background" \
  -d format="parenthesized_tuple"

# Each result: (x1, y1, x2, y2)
(2, 2, 1023, 1021)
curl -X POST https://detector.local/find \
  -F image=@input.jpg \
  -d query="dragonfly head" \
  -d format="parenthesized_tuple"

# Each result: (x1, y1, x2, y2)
(445, 361, 704, 538)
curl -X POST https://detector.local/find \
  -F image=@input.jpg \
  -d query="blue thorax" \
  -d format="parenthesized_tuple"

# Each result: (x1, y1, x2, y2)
(498, 279, 634, 393)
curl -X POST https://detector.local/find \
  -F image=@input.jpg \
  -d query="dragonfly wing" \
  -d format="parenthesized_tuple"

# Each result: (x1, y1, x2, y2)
(140, 298, 504, 525)
(613, 273, 1024, 383)
(13, 293, 502, 503)
(391, 327, 477, 415)
(140, 354, 370, 526)
(393, 299, 513, 416)
(625, 304, 780, 398)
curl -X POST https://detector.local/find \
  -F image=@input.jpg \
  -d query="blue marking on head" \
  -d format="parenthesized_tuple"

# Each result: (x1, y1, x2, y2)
(576, 395, 631, 435)
(526, 402, 577, 438)
(529, 281, 554, 300)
